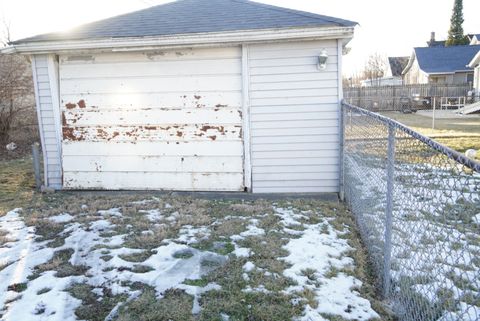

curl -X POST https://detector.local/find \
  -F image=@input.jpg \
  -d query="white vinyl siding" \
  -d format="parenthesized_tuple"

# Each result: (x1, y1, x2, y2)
(404, 59, 429, 85)
(59, 47, 244, 191)
(32, 55, 62, 188)
(248, 40, 340, 193)
(474, 66, 480, 95)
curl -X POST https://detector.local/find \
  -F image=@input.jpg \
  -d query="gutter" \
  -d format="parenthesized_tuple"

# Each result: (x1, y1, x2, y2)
(1, 26, 355, 54)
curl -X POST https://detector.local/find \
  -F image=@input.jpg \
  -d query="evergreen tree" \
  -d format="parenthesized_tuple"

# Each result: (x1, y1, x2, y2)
(446, 0, 469, 46)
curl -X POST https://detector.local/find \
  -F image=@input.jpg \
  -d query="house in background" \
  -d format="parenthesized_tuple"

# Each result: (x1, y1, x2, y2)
(360, 56, 408, 87)
(470, 34, 480, 45)
(402, 45, 480, 85)
(2, 0, 356, 193)
(427, 32, 446, 47)
(427, 32, 479, 47)
(468, 50, 480, 95)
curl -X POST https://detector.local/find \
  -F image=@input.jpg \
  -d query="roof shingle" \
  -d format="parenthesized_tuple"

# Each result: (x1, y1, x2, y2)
(12, 0, 356, 44)
(388, 57, 409, 77)
(414, 45, 480, 74)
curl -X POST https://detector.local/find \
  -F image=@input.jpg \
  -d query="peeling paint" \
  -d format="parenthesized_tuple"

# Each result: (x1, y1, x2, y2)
(61, 124, 242, 142)
(201, 125, 225, 134)
(78, 100, 86, 108)
(146, 51, 166, 60)
(65, 103, 76, 109)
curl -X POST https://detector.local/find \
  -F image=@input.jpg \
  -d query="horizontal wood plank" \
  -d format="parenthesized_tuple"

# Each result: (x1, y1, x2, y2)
(62, 141, 244, 156)
(63, 108, 242, 126)
(61, 92, 242, 109)
(64, 172, 244, 191)
(63, 155, 243, 173)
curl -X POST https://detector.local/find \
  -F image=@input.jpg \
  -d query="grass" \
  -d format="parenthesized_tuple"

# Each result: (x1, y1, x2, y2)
(118, 251, 154, 263)
(380, 111, 480, 158)
(117, 287, 194, 321)
(32, 248, 88, 279)
(0, 156, 388, 321)
(67, 284, 129, 321)
(183, 278, 209, 287)
(0, 157, 41, 213)
(7, 283, 27, 292)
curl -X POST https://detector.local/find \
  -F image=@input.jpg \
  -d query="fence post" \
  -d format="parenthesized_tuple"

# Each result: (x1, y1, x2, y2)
(32, 143, 42, 191)
(383, 124, 396, 298)
(339, 102, 345, 201)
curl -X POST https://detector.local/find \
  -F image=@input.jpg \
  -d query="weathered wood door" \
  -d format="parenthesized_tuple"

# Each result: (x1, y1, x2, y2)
(59, 47, 244, 191)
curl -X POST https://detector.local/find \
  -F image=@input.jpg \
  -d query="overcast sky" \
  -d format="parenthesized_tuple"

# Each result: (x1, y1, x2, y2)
(1, 0, 479, 75)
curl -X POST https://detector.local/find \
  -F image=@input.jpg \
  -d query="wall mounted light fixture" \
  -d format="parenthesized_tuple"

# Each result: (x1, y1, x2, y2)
(317, 49, 328, 70)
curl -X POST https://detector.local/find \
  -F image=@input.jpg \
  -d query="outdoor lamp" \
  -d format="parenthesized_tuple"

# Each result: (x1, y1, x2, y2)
(317, 49, 328, 70)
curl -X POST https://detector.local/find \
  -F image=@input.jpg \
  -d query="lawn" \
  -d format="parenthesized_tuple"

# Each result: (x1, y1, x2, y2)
(0, 157, 388, 321)
(380, 111, 480, 157)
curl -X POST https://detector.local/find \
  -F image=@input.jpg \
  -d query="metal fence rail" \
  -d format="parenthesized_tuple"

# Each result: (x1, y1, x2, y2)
(341, 101, 480, 321)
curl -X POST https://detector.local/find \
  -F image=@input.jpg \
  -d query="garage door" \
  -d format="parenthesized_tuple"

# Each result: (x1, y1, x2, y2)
(59, 47, 244, 191)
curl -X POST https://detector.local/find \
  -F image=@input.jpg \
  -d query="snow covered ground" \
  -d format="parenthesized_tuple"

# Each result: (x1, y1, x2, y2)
(0, 199, 381, 321)
(345, 151, 480, 321)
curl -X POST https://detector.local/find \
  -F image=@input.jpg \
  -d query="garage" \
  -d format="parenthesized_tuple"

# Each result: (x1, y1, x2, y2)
(5, 0, 356, 192)
(60, 47, 245, 191)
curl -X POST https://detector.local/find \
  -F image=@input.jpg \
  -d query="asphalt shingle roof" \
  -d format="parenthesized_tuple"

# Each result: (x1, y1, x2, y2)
(414, 45, 480, 74)
(388, 57, 409, 76)
(12, 0, 356, 44)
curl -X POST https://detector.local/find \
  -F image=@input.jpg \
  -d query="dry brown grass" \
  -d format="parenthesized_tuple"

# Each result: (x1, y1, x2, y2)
(380, 111, 480, 157)
(0, 229, 10, 246)
(0, 158, 387, 321)
(380, 111, 480, 137)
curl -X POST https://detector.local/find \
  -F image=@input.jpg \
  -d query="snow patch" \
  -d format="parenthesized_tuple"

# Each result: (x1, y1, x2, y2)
(277, 207, 379, 321)
(243, 261, 255, 272)
(177, 225, 210, 244)
(48, 214, 74, 223)
(98, 208, 122, 217)
(233, 247, 251, 258)
(231, 219, 265, 241)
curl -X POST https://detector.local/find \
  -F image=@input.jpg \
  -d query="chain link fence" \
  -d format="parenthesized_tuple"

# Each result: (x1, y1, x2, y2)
(341, 101, 480, 321)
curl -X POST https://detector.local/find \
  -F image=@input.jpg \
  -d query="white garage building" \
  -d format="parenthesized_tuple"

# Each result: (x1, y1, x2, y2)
(4, 0, 356, 193)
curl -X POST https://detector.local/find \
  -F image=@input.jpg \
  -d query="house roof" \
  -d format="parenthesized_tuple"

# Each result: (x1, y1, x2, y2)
(413, 45, 480, 74)
(12, 0, 356, 44)
(427, 40, 446, 47)
(388, 57, 409, 77)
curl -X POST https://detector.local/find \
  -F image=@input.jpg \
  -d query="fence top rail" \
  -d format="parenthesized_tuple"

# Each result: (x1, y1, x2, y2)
(341, 100, 480, 173)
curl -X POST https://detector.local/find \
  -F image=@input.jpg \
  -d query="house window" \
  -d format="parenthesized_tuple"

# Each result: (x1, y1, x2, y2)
(467, 73, 474, 84)
(431, 76, 446, 84)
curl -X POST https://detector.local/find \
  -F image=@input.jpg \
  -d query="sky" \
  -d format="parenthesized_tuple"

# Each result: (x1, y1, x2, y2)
(0, 0, 479, 75)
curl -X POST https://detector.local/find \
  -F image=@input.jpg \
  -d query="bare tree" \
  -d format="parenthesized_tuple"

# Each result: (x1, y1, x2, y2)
(1, 18, 12, 47)
(0, 20, 35, 145)
(0, 54, 33, 144)
(343, 73, 366, 88)
(363, 53, 387, 86)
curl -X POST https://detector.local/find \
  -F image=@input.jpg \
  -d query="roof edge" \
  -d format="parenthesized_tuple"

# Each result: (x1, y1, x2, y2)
(468, 50, 480, 68)
(401, 51, 416, 75)
(1, 26, 355, 54)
